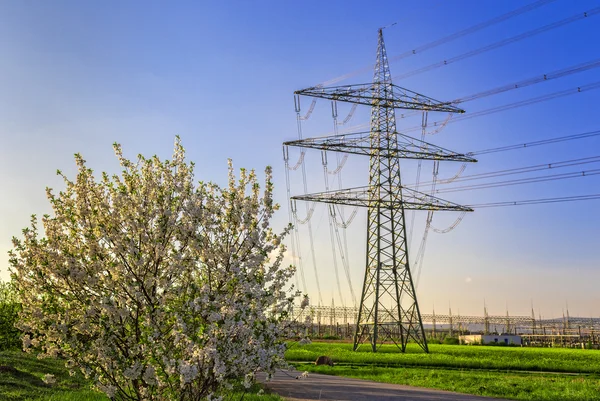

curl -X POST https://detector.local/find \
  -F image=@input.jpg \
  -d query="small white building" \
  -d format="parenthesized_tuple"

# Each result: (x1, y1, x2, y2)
(460, 334, 522, 346)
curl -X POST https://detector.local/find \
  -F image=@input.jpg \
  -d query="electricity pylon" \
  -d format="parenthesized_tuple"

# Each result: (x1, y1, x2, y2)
(286, 29, 476, 353)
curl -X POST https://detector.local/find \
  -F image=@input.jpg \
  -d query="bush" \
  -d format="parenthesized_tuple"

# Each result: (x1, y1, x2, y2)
(10, 138, 299, 400)
(0, 281, 21, 350)
(443, 337, 460, 345)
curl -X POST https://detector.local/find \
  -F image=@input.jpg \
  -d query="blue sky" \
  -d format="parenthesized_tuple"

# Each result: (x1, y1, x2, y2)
(1, 0, 599, 318)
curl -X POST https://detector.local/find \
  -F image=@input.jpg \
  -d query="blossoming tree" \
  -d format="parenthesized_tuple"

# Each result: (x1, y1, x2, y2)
(9, 138, 298, 400)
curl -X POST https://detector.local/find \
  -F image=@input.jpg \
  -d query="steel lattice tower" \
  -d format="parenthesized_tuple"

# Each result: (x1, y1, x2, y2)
(286, 29, 476, 353)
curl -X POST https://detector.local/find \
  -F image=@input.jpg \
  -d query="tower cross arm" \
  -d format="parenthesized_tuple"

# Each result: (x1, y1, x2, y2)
(295, 83, 464, 113)
(291, 186, 473, 212)
(284, 131, 477, 163)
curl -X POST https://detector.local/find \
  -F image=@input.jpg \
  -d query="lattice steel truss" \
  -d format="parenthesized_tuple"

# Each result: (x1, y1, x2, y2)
(286, 29, 476, 353)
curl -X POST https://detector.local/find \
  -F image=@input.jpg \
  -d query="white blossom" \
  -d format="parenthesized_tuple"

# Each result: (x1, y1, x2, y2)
(42, 374, 56, 385)
(10, 138, 302, 400)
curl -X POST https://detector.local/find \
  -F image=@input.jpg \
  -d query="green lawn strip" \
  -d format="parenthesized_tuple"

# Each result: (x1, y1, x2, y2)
(295, 363, 600, 401)
(0, 350, 107, 401)
(0, 350, 282, 401)
(224, 384, 284, 401)
(285, 342, 600, 374)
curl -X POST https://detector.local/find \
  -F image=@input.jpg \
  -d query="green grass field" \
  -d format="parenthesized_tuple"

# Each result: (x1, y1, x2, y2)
(286, 342, 600, 401)
(4, 343, 600, 400)
(0, 350, 281, 401)
(0, 351, 107, 401)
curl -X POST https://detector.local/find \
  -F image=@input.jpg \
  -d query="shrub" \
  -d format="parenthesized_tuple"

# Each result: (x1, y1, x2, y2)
(0, 281, 21, 350)
(10, 138, 299, 400)
(443, 337, 460, 345)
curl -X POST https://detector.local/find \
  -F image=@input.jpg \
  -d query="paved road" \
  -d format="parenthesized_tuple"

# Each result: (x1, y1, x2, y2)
(261, 369, 511, 401)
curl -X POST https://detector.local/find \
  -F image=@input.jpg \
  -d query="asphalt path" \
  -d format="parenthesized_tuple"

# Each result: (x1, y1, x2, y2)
(261, 369, 511, 401)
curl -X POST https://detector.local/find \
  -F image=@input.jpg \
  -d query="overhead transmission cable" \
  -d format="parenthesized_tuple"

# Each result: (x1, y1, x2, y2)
(293, 95, 324, 305)
(435, 168, 600, 194)
(411, 155, 600, 187)
(320, 101, 347, 307)
(431, 211, 467, 234)
(283, 147, 307, 293)
(321, 150, 346, 308)
(454, 58, 600, 103)
(329, 101, 358, 307)
(413, 161, 439, 289)
(469, 194, 600, 208)
(320, 0, 556, 86)
(407, 68, 600, 260)
(399, 58, 600, 121)
(408, 112, 428, 248)
(471, 129, 600, 155)
(410, 108, 437, 290)
(409, 63, 600, 279)
(393, 7, 600, 81)
(401, 81, 600, 134)
(331, 59, 600, 138)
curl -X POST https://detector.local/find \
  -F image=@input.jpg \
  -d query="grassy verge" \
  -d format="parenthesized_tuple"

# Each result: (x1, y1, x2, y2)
(286, 342, 600, 401)
(0, 350, 107, 401)
(286, 342, 600, 373)
(296, 364, 600, 401)
(0, 350, 282, 401)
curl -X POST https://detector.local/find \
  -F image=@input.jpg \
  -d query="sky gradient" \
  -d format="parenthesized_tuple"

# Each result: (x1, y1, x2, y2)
(1, 0, 599, 318)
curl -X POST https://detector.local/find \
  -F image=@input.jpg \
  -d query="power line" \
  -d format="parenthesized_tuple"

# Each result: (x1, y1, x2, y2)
(336, 58, 600, 135)
(454, 58, 600, 103)
(435, 168, 600, 194)
(400, 81, 600, 134)
(340, 80, 600, 137)
(410, 155, 600, 187)
(393, 7, 600, 81)
(321, 0, 555, 86)
(392, 59, 600, 127)
(469, 194, 600, 208)
(472, 129, 600, 155)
